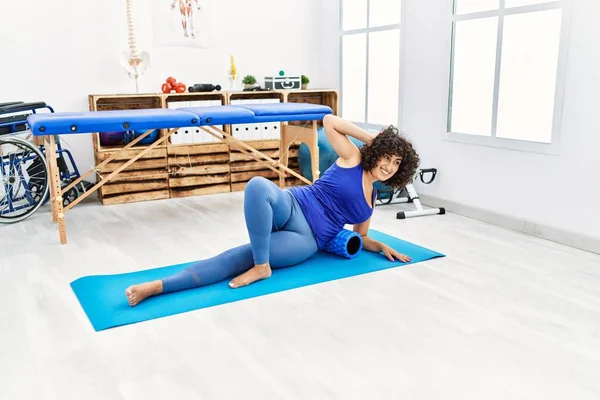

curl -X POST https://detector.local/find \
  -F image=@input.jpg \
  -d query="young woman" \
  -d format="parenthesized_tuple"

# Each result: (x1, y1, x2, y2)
(125, 114, 421, 306)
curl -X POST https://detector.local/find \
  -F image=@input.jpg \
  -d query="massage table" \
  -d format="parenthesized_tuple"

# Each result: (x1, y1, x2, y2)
(27, 102, 333, 244)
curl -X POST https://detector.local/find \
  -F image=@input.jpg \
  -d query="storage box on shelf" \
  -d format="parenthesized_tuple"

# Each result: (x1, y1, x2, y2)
(227, 90, 285, 144)
(164, 92, 231, 198)
(164, 92, 227, 145)
(88, 89, 339, 205)
(88, 94, 170, 205)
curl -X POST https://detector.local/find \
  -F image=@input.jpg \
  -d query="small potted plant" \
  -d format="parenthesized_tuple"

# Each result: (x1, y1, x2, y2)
(301, 75, 310, 90)
(242, 74, 257, 90)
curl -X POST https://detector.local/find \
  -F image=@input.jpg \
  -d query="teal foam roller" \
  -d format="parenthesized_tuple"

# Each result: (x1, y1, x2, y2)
(323, 230, 363, 259)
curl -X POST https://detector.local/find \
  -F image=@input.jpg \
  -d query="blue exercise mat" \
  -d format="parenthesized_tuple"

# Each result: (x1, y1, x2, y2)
(71, 230, 444, 331)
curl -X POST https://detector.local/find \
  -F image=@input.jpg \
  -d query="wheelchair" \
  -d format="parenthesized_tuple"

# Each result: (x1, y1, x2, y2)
(0, 101, 93, 223)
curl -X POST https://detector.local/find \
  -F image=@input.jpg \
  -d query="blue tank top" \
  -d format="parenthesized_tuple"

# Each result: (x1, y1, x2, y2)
(288, 161, 376, 250)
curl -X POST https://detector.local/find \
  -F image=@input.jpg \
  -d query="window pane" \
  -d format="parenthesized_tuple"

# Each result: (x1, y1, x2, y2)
(342, 33, 367, 123)
(496, 9, 562, 143)
(454, 0, 499, 14)
(505, 0, 554, 8)
(449, 17, 498, 135)
(343, 0, 367, 31)
(369, 0, 401, 27)
(367, 29, 399, 126)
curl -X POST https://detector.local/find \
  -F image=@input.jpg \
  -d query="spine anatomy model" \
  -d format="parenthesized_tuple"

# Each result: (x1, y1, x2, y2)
(121, 0, 150, 92)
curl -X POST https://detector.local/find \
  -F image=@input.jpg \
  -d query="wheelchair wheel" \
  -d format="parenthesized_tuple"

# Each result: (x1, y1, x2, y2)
(61, 180, 80, 208)
(0, 136, 49, 223)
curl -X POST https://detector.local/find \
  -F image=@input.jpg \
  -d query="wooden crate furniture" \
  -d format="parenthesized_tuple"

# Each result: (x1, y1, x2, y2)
(227, 91, 285, 191)
(284, 90, 339, 115)
(27, 101, 333, 244)
(88, 89, 338, 203)
(163, 92, 231, 198)
(167, 142, 231, 198)
(88, 94, 170, 204)
(226, 90, 318, 191)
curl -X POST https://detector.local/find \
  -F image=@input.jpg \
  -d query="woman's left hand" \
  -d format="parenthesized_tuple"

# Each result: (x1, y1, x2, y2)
(380, 243, 412, 262)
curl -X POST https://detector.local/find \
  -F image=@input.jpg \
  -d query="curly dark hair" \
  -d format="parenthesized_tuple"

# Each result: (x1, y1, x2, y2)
(359, 125, 420, 190)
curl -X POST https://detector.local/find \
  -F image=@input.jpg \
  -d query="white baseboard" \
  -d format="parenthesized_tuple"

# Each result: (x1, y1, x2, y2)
(419, 194, 600, 255)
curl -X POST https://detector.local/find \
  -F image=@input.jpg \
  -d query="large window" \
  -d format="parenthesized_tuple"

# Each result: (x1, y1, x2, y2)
(340, 0, 403, 129)
(447, 0, 570, 153)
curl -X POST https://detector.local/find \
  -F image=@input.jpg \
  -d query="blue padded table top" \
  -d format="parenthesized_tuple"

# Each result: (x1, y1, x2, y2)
(234, 102, 332, 116)
(177, 105, 257, 126)
(27, 102, 333, 135)
(27, 108, 199, 135)
(180, 102, 333, 125)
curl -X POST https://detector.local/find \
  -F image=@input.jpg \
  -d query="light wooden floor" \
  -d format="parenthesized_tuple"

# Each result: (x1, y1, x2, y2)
(1, 191, 600, 400)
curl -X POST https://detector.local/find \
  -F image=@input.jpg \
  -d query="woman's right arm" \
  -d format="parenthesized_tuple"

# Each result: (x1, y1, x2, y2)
(322, 115, 374, 165)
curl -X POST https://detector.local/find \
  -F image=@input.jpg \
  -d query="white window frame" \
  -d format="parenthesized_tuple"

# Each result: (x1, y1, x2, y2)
(445, 0, 572, 155)
(339, 0, 406, 132)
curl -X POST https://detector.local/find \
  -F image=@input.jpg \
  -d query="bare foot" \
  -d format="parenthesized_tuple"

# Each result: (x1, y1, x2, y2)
(229, 263, 272, 288)
(125, 280, 163, 306)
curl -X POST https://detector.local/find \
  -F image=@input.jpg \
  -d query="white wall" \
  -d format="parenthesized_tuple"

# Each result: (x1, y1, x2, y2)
(319, 0, 341, 89)
(0, 0, 339, 174)
(400, 0, 600, 240)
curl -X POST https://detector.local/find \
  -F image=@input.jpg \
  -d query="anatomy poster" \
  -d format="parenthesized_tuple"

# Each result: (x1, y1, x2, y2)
(153, 0, 211, 48)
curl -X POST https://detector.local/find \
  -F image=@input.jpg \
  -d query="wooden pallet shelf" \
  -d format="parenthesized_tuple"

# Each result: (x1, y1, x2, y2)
(284, 90, 338, 127)
(229, 139, 279, 191)
(228, 139, 302, 191)
(89, 94, 168, 159)
(94, 147, 169, 205)
(89, 89, 338, 204)
(227, 91, 286, 103)
(167, 142, 231, 198)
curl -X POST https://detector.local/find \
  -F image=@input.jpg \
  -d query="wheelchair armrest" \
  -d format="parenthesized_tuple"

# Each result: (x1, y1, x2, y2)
(0, 101, 24, 109)
(0, 102, 48, 114)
